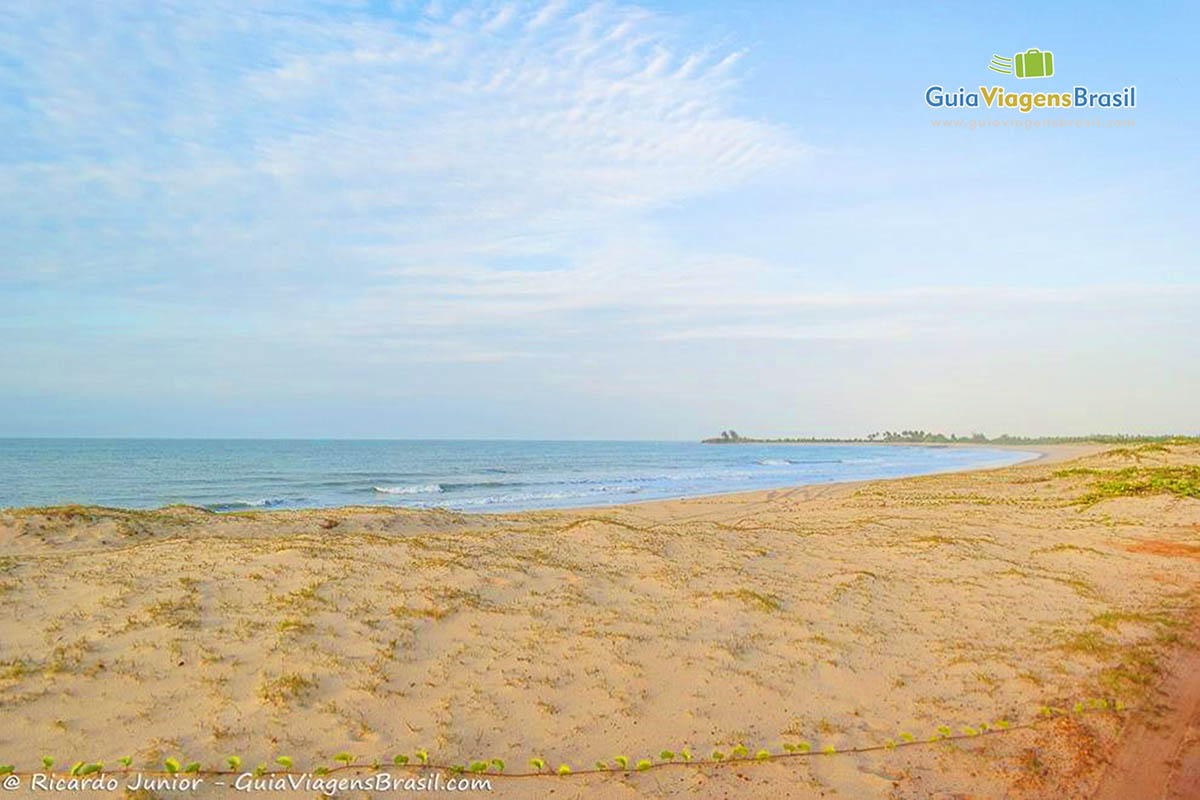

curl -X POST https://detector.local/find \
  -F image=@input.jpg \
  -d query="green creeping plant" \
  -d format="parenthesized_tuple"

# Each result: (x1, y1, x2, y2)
(884, 739, 896, 750)
(556, 764, 571, 775)
(253, 764, 267, 777)
(183, 762, 201, 774)
(961, 727, 978, 737)
(528, 758, 546, 771)
(118, 756, 132, 768)
(659, 750, 675, 761)
(227, 756, 241, 771)
(42, 757, 54, 770)
(711, 751, 725, 762)
(490, 758, 505, 772)
(731, 745, 748, 759)
(79, 763, 103, 776)
(681, 748, 692, 761)
(755, 749, 770, 761)
(936, 725, 952, 738)
(594, 761, 606, 770)
(635, 759, 652, 771)
(393, 755, 410, 766)
(0, 766, 13, 776)
(334, 753, 354, 766)
(995, 719, 1010, 730)
(163, 758, 180, 775)
(782, 743, 796, 753)
(275, 756, 292, 769)
(416, 750, 429, 765)
(450, 764, 464, 774)
(899, 732, 914, 743)
(613, 756, 629, 769)
(469, 761, 488, 773)
(822, 745, 836, 755)
(314, 767, 331, 776)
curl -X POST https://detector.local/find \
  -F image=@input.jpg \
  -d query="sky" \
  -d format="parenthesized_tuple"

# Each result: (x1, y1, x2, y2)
(1, 0, 1197, 439)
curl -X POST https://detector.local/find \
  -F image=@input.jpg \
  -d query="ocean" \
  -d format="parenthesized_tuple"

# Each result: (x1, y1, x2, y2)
(0, 439, 1037, 513)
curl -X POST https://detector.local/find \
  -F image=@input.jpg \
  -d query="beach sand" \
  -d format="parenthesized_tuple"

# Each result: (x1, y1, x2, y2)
(2, 443, 1199, 798)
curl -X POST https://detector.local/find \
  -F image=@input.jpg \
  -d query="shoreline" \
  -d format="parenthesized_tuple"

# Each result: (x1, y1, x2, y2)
(0, 442, 1060, 518)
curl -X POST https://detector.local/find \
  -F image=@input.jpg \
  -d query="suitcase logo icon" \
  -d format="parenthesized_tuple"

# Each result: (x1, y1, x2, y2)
(989, 49, 1054, 78)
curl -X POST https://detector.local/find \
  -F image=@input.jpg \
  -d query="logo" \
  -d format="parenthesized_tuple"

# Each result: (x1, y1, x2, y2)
(924, 47, 1135, 114)
(989, 49, 1054, 78)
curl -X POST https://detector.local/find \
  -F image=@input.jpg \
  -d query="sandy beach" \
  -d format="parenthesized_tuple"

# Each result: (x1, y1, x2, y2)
(2, 442, 1199, 798)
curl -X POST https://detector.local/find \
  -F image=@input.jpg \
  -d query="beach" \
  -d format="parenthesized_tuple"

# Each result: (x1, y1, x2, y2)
(2, 442, 1199, 798)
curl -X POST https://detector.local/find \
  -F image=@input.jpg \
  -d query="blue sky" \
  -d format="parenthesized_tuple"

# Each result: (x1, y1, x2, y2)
(1, 0, 1197, 438)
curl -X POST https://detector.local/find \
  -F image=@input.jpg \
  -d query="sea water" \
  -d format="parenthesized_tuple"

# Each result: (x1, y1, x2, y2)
(0, 439, 1037, 512)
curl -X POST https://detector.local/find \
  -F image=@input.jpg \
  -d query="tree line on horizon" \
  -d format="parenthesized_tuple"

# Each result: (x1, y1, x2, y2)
(702, 430, 1197, 445)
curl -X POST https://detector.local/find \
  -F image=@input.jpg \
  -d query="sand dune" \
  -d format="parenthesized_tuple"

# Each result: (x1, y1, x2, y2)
(1, 443, 1199, 798)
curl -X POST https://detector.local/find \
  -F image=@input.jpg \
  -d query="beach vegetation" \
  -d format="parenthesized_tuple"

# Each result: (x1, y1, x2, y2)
(613, 756, 628, 769)
(710, 751, 725, 761)
(680, 748, 692, 761)
(1055, 465, 1200, 504)
(334, 752, 353, 767)
(393, 755, 409, 766)
(469, 761, 488, 773)
(731, 745, 748, 759)
(41, 757, 53, 770)
(636, 759, 652, 771)
(823, 745, 836, 754)
(755, 749, 770, 760)
(163, 758, 179, 775)
(659, 750, 675, 760)
(257, 673, 316, 706)
(528, 758, 545, 771)
(416, 750, 428, 765)
(183, 762, 201, 774)
(274, 756, 292, 769)
(227, 756, 241, 770)
(490, 758, 504, 771)
(709, 589, 782, 612)
(556, 764, 571, 775)
(0, 766, 13, 776)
